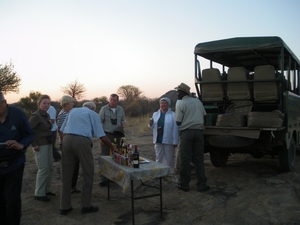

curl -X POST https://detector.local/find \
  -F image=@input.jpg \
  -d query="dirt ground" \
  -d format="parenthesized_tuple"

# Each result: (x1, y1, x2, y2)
(20, 125, 300, 225)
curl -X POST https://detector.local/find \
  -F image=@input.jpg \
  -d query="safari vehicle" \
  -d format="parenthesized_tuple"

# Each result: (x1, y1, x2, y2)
(194, 36, 300, 172)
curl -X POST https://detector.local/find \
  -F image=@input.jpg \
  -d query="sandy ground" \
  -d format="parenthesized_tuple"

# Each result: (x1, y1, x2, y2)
(20, 126, 300, 225)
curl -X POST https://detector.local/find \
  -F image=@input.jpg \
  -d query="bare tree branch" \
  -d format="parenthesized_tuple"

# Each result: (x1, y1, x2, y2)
(61, 79, 86, 101)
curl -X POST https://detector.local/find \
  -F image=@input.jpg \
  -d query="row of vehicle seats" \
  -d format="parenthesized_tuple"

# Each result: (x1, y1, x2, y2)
(201, 65, 278, 103)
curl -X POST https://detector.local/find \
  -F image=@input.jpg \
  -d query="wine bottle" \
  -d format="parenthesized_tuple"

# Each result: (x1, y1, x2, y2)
(115, 138, 120, 154)
(133, 145, 139, 168)
(120, 138, 125, 155)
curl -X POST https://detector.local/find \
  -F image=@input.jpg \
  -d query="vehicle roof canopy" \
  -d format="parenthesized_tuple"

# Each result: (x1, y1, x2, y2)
(194, 36, 300, 71)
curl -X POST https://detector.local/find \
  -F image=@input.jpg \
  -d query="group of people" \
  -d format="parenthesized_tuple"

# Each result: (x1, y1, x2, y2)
(149, 82, 209, 192)
(0, 82, 209, 224)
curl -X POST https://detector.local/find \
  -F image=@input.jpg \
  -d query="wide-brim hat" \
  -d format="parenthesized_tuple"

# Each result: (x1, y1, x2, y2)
(174, 82, 191, 95)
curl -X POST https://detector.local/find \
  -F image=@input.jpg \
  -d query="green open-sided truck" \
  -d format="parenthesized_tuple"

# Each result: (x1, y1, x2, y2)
(194, 36, 300, 172)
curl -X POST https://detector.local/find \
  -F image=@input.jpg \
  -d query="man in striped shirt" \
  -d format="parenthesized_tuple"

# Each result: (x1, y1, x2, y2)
(57, 95, 80, 193)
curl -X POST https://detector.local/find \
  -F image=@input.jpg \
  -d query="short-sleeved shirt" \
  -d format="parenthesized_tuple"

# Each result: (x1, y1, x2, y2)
(175, 95, 206, 131)
(61, 107, 105, 140)
(99, 104, 125, 133)
(47, 105, 58, 131)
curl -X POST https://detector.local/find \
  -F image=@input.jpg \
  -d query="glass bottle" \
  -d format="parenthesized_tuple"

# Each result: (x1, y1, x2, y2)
(126, 144, 131, 167)
(120, 138, 125, 155)
(133, 145, 139, 168)
(110, 138, 117, 157)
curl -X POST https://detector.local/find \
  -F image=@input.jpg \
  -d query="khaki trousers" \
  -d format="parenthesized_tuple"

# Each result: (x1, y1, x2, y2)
(60, 135, 93, 209)
(34, 144, 53, 196)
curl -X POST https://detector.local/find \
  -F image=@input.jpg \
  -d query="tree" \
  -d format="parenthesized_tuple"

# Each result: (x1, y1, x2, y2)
(116, 85, 155, 116)
(0, 62, 21, 94)
(18, 91, 42, 117)
(117, 85, 142, 102)
(61, 79, 86, 101)
(93, 96, 108, 105)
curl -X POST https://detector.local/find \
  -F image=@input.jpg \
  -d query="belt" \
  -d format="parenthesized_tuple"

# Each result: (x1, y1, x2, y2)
(181, 128, 203, 132)
(65, 134, 93, 148)
(65, 134, 89, 139)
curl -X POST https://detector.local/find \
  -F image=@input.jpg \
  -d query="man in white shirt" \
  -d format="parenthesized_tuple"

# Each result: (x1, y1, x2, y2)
(47, 105, 61, 162)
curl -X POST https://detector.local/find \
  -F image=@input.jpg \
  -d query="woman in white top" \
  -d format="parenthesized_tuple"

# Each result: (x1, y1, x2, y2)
(149, 97, 179, 168)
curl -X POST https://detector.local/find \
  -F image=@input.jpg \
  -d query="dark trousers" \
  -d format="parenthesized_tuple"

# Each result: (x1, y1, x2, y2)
(179, 129, 207, 189)
(50, 131, 61, 161)
(0, 163, 25, 225)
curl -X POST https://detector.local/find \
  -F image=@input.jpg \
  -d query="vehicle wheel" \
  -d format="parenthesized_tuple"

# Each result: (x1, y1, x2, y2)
(210, 147, 229, 167)
(278, 137, 296, 172)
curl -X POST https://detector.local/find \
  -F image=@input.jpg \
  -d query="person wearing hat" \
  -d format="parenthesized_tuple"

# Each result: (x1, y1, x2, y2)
(174, 83, 210, 192)
(148, 97, 179, 168)
(98, 93, 126, 187)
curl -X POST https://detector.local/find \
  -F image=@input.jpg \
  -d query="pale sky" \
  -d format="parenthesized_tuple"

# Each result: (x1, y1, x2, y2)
(1, 0, 300, 103)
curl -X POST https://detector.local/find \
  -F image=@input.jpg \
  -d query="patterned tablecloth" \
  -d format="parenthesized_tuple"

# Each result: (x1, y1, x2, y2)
(98, 156, 171, 193)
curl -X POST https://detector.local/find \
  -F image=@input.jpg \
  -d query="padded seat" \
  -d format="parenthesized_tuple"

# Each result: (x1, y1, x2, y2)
(227, 67, 250, 101)
(201, 68, 224, 102)
(253, 65, 278, 102)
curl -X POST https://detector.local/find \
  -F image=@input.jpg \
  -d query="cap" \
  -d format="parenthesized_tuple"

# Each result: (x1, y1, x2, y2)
(159, 97, 171, 106)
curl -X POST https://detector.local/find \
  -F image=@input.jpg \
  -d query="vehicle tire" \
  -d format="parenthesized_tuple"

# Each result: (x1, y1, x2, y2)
(278, 137, 296, 172)
(210, 147, 229, 167)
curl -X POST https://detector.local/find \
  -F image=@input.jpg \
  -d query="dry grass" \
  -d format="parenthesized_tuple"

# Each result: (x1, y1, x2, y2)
(121, 116, 152, 144)
(125, 115, 151, 133)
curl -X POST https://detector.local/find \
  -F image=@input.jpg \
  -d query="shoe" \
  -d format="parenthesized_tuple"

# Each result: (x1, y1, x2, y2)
(60, 207, 73, 215)
(99, 181, 108, 187)
(34, 196, 50, 202)
(197, 186, 210, 192)
(81, 206, 99, 214)
(46, 192, 56, 196)
(71, 187, 81, 193)
(177, 184, 190, 192)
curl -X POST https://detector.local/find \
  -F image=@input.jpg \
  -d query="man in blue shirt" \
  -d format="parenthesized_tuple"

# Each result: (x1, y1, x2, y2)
(59, 102, 118, 215)
(0, 91, 34, 225)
